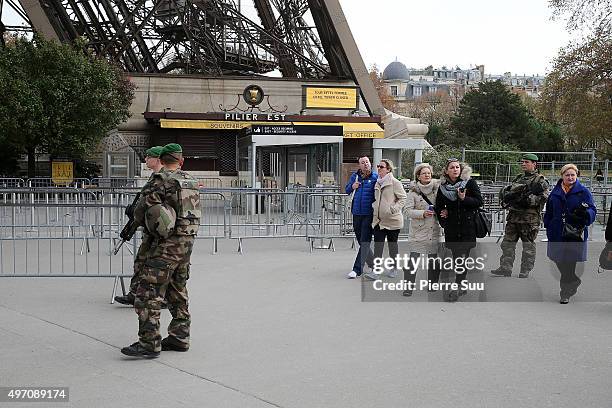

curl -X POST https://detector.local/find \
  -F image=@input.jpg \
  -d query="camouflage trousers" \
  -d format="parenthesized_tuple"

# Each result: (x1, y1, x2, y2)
(129, 232, 154, 293)
(499, 222, 540, 274)
(134, 235, 195, 352)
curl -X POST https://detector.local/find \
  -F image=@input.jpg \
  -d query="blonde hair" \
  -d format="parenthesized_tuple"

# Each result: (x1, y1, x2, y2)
(414, 163, 433, 180)
(380, 159, 394, 172)
(560, 163, 579, 176)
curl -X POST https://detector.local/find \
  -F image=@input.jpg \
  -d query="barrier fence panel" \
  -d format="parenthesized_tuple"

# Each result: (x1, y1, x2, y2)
(0, 198, 133, 278)
(92, 177, 139, 188)
(197, 192, 228, 253)
(227, 190, 307, 242)
(305, 193, 352, 251)
(479, 190, 508, 239)
(27, 178, 92, 188)
(197, 177, 223, 189)
(0, 178, 24, 188)
(6, 184, 607, 263)
(462, 150, 598, 184)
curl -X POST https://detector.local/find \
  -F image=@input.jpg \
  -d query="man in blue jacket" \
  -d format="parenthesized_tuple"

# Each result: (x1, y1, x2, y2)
(345, 156, 378, 278)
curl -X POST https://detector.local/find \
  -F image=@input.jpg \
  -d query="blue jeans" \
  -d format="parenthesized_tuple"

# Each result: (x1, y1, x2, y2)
(352, 215, 374, 274)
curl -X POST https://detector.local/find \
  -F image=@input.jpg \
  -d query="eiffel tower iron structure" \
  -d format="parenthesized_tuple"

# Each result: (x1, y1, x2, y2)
(2, 0, 361, 78)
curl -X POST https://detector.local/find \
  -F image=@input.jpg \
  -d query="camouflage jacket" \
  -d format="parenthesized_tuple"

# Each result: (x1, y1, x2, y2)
(134, 168, 201, 236)
(500, 171, 550, 224)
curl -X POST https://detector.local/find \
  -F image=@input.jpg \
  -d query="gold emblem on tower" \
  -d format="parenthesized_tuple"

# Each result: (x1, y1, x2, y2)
(243, 85, 264, 106)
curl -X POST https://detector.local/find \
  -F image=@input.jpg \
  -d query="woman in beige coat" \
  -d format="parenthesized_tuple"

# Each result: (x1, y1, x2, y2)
(402, 163, 442, 296)
(364, 159, 407, 280)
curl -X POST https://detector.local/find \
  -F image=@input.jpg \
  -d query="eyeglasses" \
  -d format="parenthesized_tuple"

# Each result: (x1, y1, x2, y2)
(376, 164, 387, 169)
(446, 158, 459, 163)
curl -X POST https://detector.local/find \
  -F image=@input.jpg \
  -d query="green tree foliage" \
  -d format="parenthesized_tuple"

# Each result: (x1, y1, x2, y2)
(425, 123, 447, 147)
(422, 144, 463, 176)
(448, 81, 564, 151)
(541, 0, 612, 157)
(0, 35, 135, 177)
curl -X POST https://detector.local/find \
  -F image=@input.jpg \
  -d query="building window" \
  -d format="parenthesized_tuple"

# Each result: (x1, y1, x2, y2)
(429, 86, 437, 94)
(413, 86, 422, 97)
(390, 86, 398, 96)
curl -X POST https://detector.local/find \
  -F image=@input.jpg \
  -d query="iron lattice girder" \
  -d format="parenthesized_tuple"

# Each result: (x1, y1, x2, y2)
(18, 0, 352, 78)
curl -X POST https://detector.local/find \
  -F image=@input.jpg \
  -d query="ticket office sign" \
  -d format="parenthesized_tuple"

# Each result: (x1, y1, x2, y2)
(302, 86, 360, 110)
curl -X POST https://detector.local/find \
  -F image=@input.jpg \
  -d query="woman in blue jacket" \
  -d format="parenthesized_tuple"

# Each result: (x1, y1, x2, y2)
(543, 163, 596, 304)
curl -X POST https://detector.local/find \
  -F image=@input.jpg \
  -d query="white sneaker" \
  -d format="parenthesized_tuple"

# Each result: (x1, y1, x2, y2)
(363, 271, 379, 281)
(384, 268, 399, 279)
(347, 270, 357, 279)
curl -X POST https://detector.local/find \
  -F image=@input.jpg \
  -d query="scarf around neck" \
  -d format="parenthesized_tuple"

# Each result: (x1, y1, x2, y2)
(440, 177, 468, 201)
(377, 172, 391, 186)
(417, 181, 435, 196)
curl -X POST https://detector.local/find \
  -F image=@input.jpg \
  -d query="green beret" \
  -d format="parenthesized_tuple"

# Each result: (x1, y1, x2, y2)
(161, 143, 183, 156)
(522, 153, 539, 162)
(145, 146, 163, 158)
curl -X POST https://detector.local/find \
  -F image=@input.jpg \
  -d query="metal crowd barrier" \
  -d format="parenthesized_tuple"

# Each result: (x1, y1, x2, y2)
(0, 178, 25, 188)
(0, 197, 133, 280)
(305, 193, 352, 252)
(27, 177, 92, 188)
(197, 177, 223, 189)
(7, 184, 607, 271)
(92, 177, 139, 188)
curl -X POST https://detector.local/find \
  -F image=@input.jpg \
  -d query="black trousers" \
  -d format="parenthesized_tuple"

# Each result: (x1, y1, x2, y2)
(403, 252, 442, 285)
(449, 246, 472, 285)
(555, 261, 581, 297)
(373, 225, 400, 269)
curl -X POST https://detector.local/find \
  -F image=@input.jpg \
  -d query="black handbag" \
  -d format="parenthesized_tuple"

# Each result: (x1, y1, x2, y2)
(474, 208, 492, 238)
(599, 242, 612, 271)
(562, 220, 585, 242)
(561, 200, 587, 242)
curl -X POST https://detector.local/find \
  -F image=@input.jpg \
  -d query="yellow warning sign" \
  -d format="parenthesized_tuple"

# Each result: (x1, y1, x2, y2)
(52, 161, 74, 185)
(303, 86, 359, 110)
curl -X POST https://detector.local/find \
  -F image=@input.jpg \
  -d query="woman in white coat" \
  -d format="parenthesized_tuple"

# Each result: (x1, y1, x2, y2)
(403, 163, 442, 296)
(363, 159, 407, 281)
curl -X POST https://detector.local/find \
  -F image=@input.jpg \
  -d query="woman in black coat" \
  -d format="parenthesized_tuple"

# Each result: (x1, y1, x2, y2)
(435, 159, 483, 301)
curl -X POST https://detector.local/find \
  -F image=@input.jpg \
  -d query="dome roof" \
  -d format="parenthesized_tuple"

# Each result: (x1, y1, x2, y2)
(383, 61, 409, 80)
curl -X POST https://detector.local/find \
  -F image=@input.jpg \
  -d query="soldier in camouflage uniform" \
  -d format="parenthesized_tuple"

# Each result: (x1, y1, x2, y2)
(115, 146, 164, 306)
(121, 143, 201, 358)
(491, 153, 550, 278)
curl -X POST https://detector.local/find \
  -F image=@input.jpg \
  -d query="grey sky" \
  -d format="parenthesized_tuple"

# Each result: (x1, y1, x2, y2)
(2, 0, 571, 76)
(339, 0, 572, 76)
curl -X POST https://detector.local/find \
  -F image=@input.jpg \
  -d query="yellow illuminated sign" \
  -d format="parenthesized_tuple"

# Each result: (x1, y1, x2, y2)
(303, 86, 359, 110)
(160, 118, 384, 138)
(160, 119, 291, 130)
(343, 131, 384, 138)
(342, 123, 384, 138)
(52, 161, 74, 185)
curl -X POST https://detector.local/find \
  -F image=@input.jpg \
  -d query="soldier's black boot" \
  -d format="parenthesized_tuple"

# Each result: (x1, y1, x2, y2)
(490, 267, 512, 277)
(114, 292, 135, 305)
(121, 342, 160, 358)
(161, 336, 189, 352)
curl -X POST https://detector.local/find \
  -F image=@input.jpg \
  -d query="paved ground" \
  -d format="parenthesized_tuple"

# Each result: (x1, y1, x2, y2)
(1, 236, 612, 408)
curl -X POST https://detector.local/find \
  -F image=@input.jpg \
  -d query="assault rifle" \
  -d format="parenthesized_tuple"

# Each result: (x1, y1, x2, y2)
(501, 182, 545, 209)
(113, 192, 141, 255)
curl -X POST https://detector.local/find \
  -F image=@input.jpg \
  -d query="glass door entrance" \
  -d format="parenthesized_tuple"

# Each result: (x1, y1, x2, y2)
(240, 141, 340, 189)
(288, 153, 308, 186)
